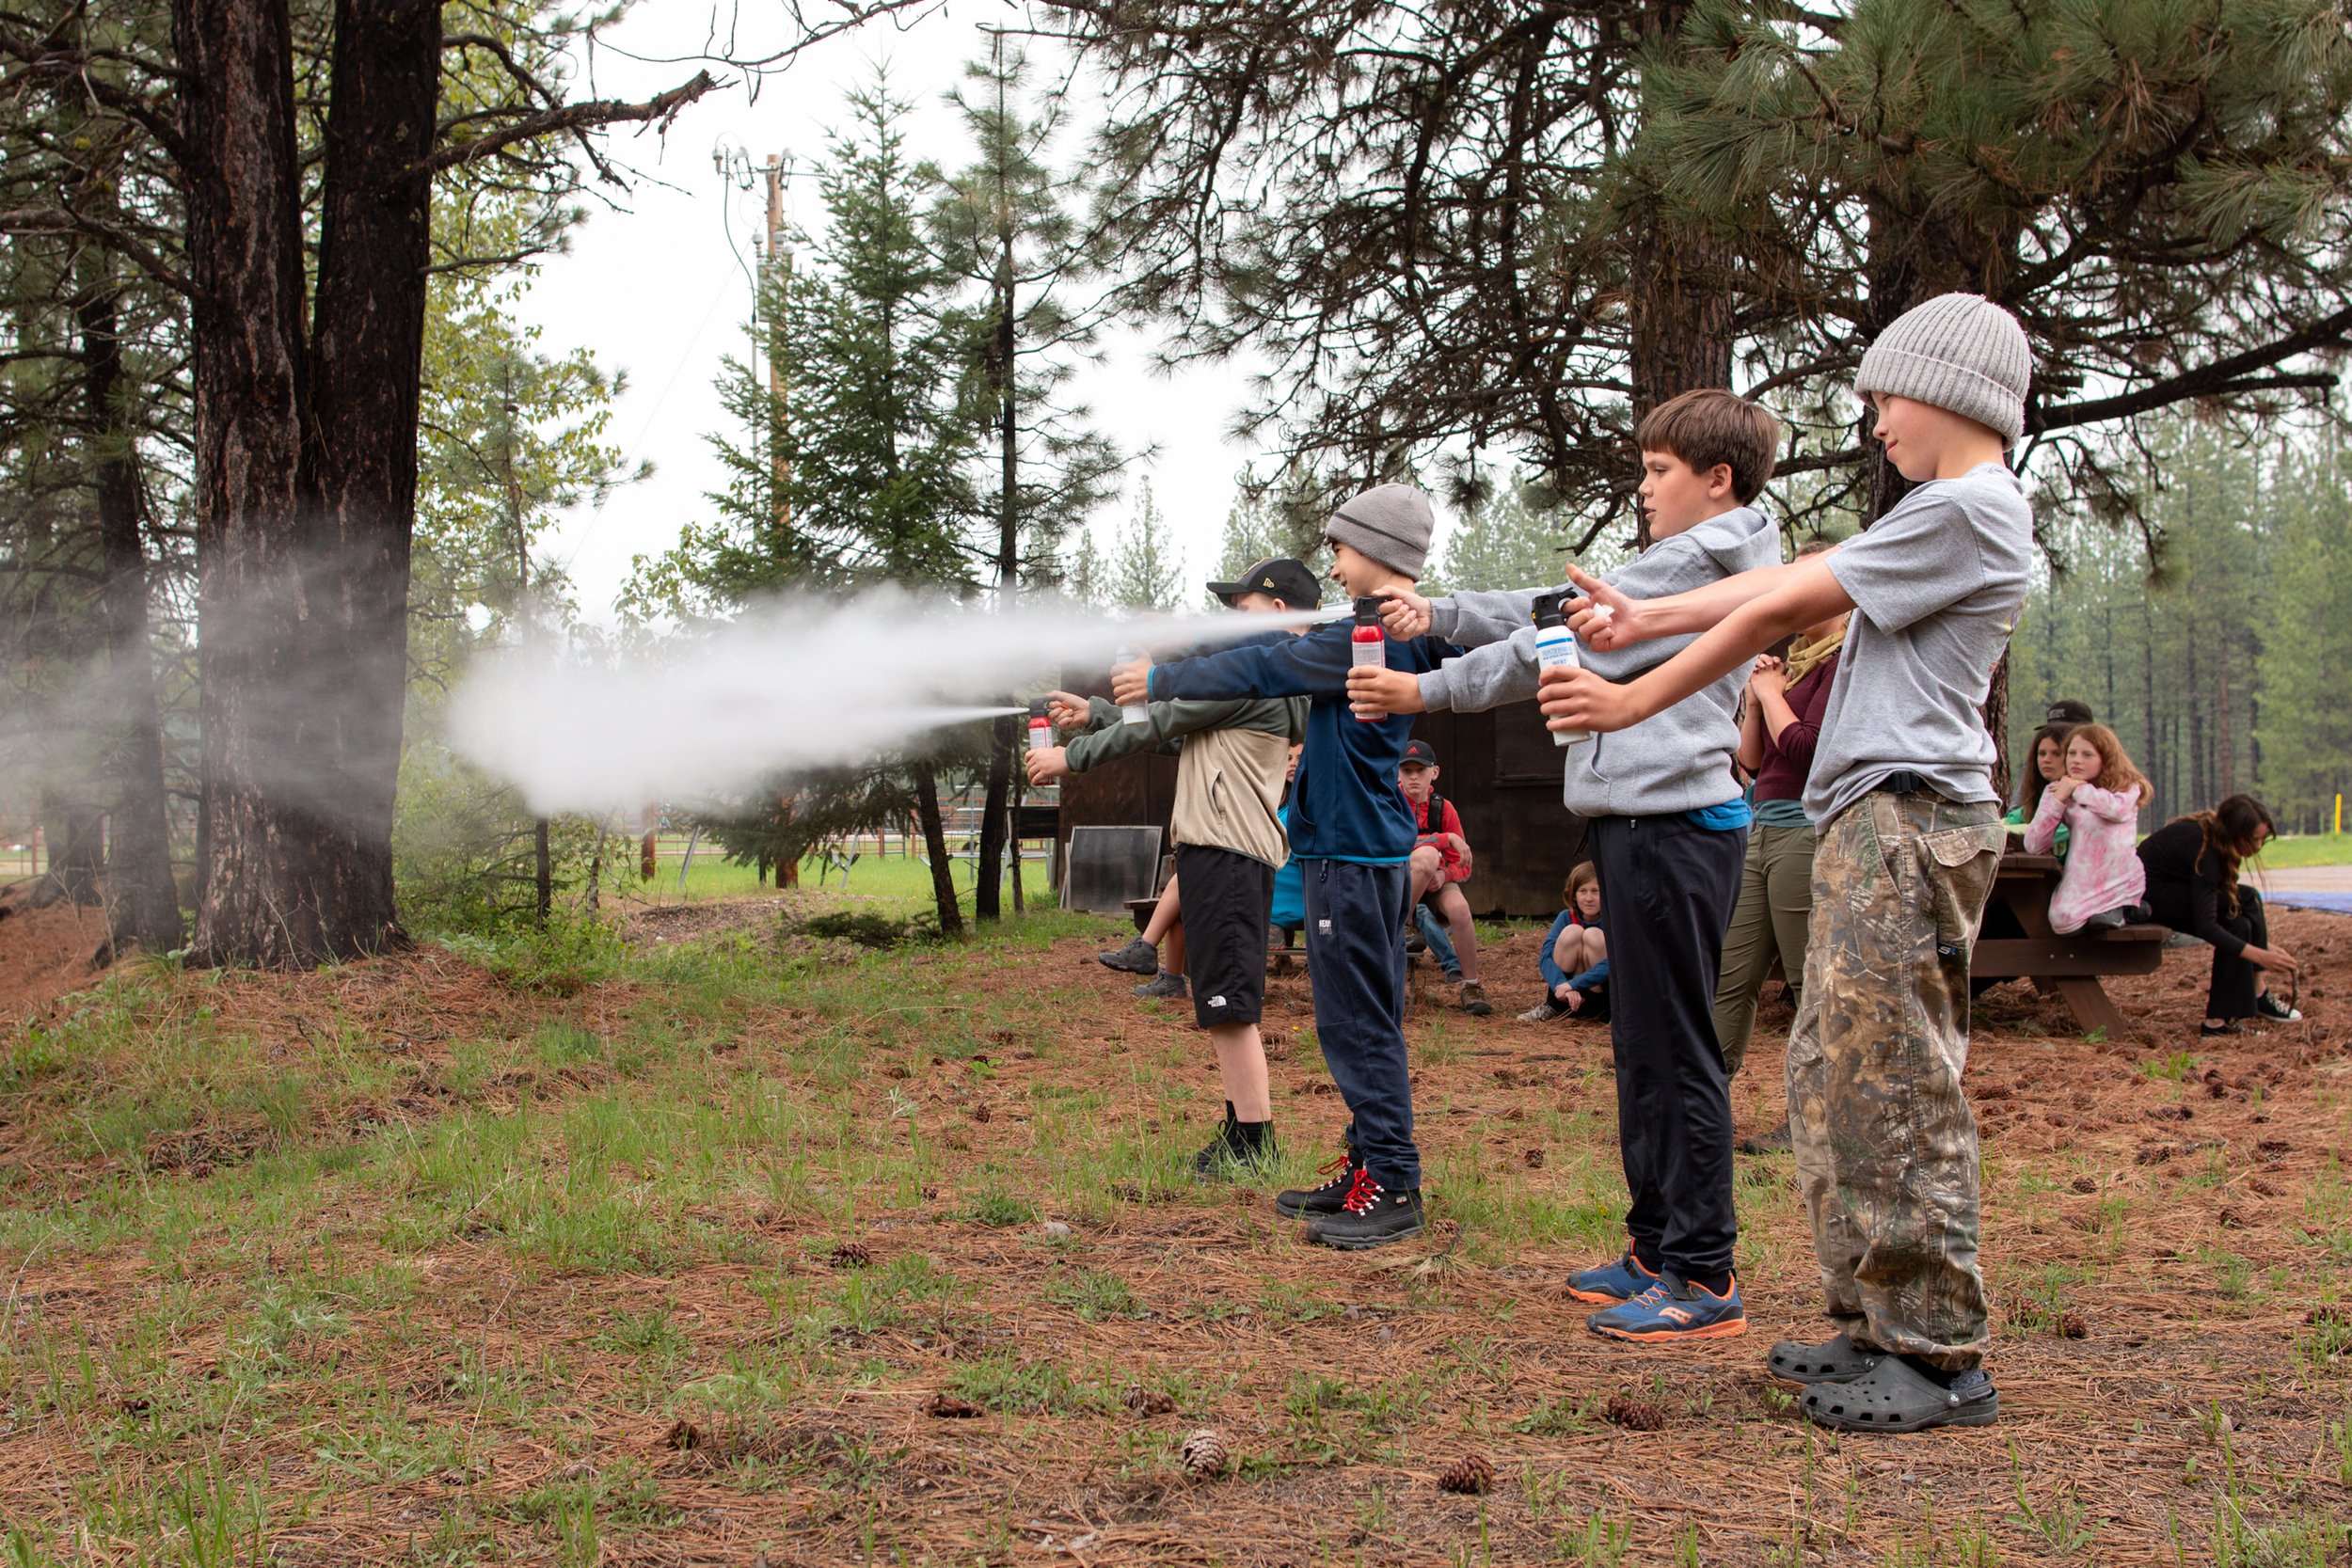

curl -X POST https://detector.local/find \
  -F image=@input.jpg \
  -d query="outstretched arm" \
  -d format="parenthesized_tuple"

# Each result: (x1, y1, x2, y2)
(1567, 557, 1818, 652)
(1540, 555, 1852, 735)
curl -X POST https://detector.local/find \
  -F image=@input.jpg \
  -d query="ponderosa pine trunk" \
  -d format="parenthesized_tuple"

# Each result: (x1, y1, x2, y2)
(972, 252, 1021, 921)
(78, 280, 184, 955)
(1623, 3, 1733, 548)
(176, 0, 318, 963)
(180, 0, 437, 965)
(32, 801, 105, 909)
(911, 761, 964, 938)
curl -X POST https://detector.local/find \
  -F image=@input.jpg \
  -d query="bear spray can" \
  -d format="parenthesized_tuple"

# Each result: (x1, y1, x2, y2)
(1026, 700, 1054, 752)
(1350, 597, 1386, 722)
(1533, 588, 1587, 749)
(1115, 645, 1150, 726)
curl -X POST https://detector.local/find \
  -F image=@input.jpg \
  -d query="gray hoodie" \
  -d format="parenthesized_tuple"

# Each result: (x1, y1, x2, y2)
(1416, 506, 1781, 818)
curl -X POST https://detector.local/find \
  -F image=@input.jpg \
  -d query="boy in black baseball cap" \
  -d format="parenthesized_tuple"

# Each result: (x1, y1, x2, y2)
(1208, 558, 1325, 614)
(1034, 562, 1315, 1177)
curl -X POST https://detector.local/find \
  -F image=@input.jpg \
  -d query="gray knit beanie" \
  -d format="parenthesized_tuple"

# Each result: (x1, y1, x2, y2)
(1855, 293, 2032, 441)
(1326, 483, 1434, 578)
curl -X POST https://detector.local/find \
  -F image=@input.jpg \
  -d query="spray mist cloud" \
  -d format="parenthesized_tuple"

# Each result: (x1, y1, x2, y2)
(445, 588, 1337, 816)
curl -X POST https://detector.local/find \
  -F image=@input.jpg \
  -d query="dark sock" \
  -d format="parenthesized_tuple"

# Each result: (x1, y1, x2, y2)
(1232, 1119, 1272, 1151)
(1631, 1244, 1664, 1274)
(1683, 1270, 1734, 1297)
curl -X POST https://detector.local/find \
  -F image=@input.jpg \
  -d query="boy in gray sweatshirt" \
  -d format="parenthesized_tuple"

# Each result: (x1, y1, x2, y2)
(1350, 389, 1782, 1343)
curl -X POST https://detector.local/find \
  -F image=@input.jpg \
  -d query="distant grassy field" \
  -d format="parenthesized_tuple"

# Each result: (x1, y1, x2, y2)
(2261, 832, 2352, 870)
(651, 847, 1056, 910)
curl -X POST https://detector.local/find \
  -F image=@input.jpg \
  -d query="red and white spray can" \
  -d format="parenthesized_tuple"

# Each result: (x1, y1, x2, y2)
(1027, 700, 1054, 752)
(1351, 597, 1386, 722)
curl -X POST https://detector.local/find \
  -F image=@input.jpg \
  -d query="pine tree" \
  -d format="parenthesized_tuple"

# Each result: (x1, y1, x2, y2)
(1106, 480, 1185, 610)
(931, 36, 1123, 918)
(627, 73, 980, 936)
(1200, 496, 1309, 610)
(2257, 435, 2352, 831)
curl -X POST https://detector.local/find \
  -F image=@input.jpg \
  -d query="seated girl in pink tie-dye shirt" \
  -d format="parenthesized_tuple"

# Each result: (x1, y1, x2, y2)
(2023, 723, 2149, 933)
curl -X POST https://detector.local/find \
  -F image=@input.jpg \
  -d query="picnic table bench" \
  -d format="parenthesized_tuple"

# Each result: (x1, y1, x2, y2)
(1973, 850, 2168, 1038)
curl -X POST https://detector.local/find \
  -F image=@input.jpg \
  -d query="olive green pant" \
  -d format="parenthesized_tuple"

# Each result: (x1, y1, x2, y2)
(1709, 821, 1818, 1075)
(1787, 791, 2005, 1371)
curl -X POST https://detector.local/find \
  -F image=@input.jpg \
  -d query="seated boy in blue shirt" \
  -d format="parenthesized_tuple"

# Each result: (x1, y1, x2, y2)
(1112, 484, 1462, 1249)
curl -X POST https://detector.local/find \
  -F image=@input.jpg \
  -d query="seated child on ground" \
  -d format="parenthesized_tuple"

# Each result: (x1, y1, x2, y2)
(1398, 740, 1491, 1015)
(1524, 862, 1608, 1023)
(2022, 723, 2147, 933)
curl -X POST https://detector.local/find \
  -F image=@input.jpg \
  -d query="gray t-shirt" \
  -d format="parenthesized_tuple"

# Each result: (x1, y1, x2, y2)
(1804, 463, 2033, 823)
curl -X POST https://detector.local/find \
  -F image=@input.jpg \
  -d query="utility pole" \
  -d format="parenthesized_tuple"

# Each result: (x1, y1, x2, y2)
(761, 153, 793, 534)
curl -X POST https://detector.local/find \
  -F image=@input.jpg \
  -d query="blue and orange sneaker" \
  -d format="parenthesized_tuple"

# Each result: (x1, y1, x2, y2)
(1586, 1274, 1746, 1342)
(1564, 1252, 1661, 1306)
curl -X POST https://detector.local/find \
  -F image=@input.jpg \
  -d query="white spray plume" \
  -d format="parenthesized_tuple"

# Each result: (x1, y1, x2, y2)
(446, 587, 1343, 815)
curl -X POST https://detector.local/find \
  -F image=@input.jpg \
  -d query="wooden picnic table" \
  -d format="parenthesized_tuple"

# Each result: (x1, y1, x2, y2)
(1972, 849, 2168, 1038)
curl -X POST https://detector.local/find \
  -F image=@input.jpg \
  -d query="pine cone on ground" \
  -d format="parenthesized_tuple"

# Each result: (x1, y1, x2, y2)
(925, 1392, 983, 1418)
(663, 1418, 705, 1451)
(1179, 1429, 1229, 1478)
(829, 1242, 873, 1269)
(1124, 1386, 1175, 1416)
(2056, 1310, 2090, 1338)
(1603, 1393, 1667, 1431)
(1436, 1453, 1494, 1496)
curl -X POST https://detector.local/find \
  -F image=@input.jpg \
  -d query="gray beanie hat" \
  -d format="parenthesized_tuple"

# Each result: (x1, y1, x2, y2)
(1326, 483, 1434, 578)
(1855, 293, 2031, 441)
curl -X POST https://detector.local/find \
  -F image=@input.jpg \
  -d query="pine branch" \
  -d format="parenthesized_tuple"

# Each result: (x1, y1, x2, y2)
(0, 204, 191, 295)
(410, 71, 721, 180)
(2028, 303, 2352, 434)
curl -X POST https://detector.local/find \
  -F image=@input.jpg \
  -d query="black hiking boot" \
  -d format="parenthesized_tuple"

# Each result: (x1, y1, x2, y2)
(1098, 937, 1159, 974)
(1192, 1103, 1278, 1180)
(1275, 1148, 1361, 1219)
(1304, 1171, 1425, 1250)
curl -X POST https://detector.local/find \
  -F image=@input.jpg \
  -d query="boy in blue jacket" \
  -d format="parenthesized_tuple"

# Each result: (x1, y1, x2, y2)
(1111, 483, 1461, 1248)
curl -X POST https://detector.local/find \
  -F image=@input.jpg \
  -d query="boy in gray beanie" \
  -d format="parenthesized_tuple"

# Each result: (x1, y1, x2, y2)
(1534, 293, 2033, 1433)
(1110, 484, 1462, 1250)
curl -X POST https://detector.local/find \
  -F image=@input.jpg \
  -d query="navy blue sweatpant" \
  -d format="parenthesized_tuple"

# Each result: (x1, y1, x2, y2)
(1587, 814, 1746, 1280)
(1301, 857, 1420, 1190)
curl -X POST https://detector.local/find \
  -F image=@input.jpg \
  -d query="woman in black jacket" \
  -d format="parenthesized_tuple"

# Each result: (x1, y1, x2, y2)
(2136, 794, 2302, 1035)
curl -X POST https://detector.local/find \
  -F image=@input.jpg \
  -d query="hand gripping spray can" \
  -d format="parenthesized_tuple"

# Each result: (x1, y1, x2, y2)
(1351, 596, 1387, 721)
(1026, 700, 1054, 753)
(1532, 588, 1586, 748)
(1115, 645, 1150, 726)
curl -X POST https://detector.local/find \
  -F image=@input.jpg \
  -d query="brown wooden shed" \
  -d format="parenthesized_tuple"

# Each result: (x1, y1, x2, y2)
(1053, 695, 1590, 919)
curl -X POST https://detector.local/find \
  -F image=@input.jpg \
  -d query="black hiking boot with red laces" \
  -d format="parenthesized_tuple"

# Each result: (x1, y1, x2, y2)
(1303, 1169, 1425, 1250)
(1275, 1149, 1361, 1219)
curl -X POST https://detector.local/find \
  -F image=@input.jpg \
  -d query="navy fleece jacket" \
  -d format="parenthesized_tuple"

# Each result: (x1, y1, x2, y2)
(1149, 620, 1463, 863)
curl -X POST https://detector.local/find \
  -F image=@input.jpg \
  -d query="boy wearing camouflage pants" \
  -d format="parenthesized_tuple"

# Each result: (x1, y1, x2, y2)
(1535, 293, 2033, 1432)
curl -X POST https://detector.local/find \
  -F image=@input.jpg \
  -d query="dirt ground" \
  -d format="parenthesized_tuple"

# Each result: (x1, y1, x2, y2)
(0, 895, 2346, 1564)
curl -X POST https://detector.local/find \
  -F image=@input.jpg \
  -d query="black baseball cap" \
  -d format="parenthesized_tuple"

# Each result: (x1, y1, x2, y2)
(1400, 739, 1438, 768)
(2045, 699, 2094, 725)
(1208, 557, 1322, 610)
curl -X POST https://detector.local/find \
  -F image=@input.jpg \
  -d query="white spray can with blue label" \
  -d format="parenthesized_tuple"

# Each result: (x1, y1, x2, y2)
(1533, 588, 1586, 748)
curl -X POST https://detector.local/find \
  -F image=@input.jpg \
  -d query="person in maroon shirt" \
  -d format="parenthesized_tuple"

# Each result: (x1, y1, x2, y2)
(1710, 539, 1847, 1094)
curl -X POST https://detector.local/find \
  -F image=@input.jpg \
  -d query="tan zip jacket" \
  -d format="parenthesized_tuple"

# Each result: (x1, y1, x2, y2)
(1065, 694, 1308, 868)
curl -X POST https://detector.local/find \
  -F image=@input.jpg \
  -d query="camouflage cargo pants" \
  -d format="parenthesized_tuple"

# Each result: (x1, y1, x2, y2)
(1787, 790, 2006, 1370)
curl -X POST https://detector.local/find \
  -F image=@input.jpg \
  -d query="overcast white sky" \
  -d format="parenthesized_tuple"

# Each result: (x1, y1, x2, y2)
(517, 0, 1375, 622)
